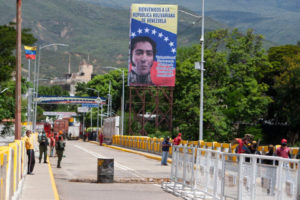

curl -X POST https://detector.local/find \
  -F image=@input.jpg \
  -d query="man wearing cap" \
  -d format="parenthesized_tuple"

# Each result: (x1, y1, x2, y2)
(276, 139, 291, 158)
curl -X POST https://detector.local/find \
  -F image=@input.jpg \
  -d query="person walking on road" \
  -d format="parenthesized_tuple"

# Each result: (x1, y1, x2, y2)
(55, 135, 66, 168)
(25, 130, 35, 175)
(38, 131, 49, 163)
(276, 139, 291, 158)
(98, 131, 104, 146)
(49, 133, 56, 157)
(161, 136, 171, 166)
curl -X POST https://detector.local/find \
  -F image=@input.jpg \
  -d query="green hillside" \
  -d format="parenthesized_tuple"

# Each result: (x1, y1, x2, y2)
(80, 0, 300, 45)
(0, 0, 226, 78)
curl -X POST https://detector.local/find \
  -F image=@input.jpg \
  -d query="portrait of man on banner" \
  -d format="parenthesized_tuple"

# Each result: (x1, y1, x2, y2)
(128, 36, 156, 85)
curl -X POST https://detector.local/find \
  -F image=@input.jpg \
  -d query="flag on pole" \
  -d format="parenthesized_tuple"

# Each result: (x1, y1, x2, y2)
(24, 46, 37, 60)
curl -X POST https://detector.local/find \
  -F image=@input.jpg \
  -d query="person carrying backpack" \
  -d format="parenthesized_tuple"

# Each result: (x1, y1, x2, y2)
(39, 131, 49, 163)
(55, 135, 66, 168)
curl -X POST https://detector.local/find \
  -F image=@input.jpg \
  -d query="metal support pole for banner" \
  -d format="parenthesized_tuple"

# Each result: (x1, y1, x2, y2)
(199, 0, 205, 141)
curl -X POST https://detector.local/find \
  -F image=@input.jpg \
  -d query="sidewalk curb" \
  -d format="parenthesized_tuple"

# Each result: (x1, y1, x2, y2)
(47, 156, 60, 200)
(87, 140, 172, 164)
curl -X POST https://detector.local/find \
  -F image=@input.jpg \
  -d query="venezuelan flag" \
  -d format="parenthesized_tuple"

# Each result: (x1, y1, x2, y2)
(24, 46, 37, 60)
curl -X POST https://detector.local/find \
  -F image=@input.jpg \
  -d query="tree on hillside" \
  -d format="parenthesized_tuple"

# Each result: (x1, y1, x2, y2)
(267, 45, 300, 144)
(75, 69, 128, 129)
(0, 23, 37, 122)
(77, 69, 128, 113)
(174, 29, 271, 141)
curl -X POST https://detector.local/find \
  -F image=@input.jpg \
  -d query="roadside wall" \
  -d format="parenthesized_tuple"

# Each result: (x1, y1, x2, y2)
(0, 133, 38, 200)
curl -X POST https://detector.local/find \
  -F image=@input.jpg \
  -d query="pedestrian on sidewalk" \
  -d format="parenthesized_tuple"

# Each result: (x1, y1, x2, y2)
(25, 130, 35, 175)
(49, 133, 56, 157)
(38, 131, 49, 163)
(55, 135, 66, 168)
(161, 136, 171, 166)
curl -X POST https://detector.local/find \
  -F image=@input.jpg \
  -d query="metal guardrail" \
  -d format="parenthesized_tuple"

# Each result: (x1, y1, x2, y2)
(162, 146, 300, 200)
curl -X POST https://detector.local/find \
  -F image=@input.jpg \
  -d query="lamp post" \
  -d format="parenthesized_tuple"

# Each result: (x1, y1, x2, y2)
(107, 80, 111, 118)
(104, 66, 125, 136)
(179, 6, 205, 141)
(33, 43, 68, 133)
(199, 0, 205, 141)
(87, 88, 101, 136)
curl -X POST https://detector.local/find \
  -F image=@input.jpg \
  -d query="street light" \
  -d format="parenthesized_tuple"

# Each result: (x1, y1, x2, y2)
(104, 66, 125, 136)
(33, 43, 68, 132)
(179, 7, 205, 141)
(199, 0, 205, 141)
(87, 88, 101, 136)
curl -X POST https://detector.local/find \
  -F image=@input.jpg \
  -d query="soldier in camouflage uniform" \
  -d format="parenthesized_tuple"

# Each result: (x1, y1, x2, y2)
(38, 132, 49, 163)
(55, 135, 66, 168)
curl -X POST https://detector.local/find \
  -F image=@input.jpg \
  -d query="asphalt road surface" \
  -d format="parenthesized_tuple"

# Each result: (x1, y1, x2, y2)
(49, 140, 182, 200)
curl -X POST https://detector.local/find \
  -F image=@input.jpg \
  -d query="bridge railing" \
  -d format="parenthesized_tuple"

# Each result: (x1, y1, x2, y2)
(162, 146, 300, 200)
(0, 133, 38, 200)
(112, 135, 300, 158)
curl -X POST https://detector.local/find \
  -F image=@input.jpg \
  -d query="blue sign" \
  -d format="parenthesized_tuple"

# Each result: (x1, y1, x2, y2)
(82, 104, 98, 108)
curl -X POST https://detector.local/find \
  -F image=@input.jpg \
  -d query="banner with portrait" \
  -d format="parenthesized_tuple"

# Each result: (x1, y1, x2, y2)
(128, 4, 178, 87)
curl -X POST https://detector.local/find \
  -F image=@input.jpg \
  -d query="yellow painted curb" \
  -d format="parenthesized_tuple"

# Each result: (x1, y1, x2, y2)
(88, 141, 98, 145)
(47, 157, 59, 200)
(102, 144, 172, 164)
(85, 140, 172, 164)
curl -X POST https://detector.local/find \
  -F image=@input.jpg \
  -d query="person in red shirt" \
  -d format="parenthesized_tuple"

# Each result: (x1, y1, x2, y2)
(173, 133, 182, 146)
(55, 132, 59, 142)
(234, 134, 253, 154)
(49, 133, 56, 157)
(276, 139, 291, 158)
(98, 131, 104, 146)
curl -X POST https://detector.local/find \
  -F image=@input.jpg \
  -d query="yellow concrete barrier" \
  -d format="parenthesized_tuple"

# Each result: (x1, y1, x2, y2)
(0, 132, 38, 200)
(113, 135, 300, 158)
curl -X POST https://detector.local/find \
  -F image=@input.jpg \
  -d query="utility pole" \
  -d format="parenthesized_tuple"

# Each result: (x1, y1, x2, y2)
(107, 80, 111, 117)
(199, 0, 205, 141)
(104, 66, 125, 135)
(15, 0, 22, 140)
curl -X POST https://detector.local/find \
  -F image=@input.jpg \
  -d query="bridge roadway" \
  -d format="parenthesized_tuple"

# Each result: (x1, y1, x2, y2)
(48, 140, 180, 200)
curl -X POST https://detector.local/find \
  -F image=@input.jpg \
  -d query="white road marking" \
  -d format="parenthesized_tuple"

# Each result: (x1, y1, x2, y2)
(73, 144, 144, 178)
